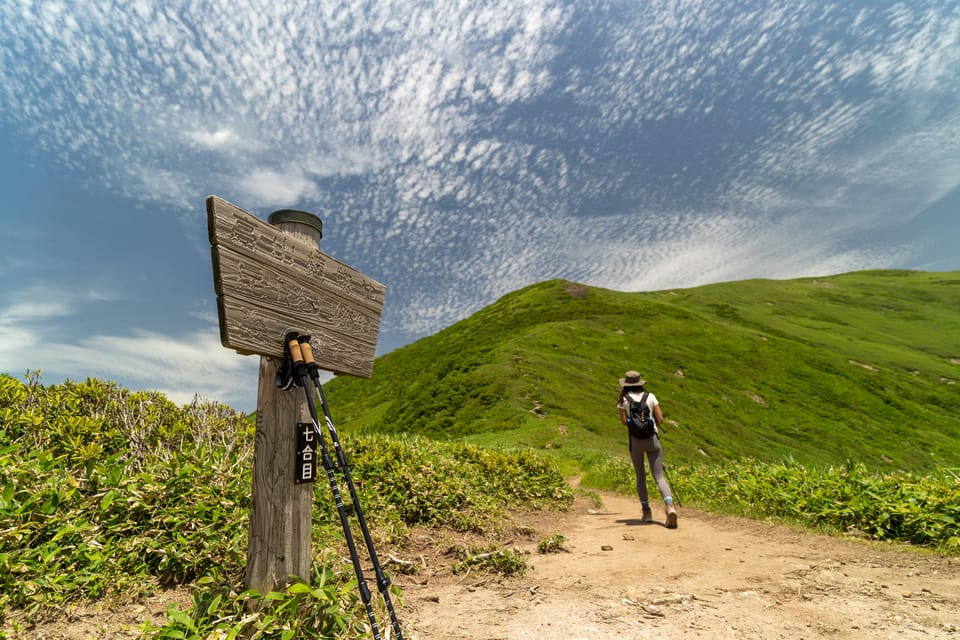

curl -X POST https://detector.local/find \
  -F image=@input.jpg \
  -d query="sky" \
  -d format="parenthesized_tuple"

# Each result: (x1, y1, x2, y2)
(1, 0, 958, 413)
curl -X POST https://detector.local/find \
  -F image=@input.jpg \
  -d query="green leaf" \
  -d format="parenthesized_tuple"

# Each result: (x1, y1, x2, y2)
(206, 593, 223, 616)
(99, 490, 117, 512)
(166, 607, 197, 632)
(286, 582, 312, 595)
(1, 482, 13, 506)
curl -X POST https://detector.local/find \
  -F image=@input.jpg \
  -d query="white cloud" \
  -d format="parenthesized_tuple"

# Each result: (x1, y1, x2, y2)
(1, 300, 72, 321)
(187, 127, 240, 149)
(51, 329, 260, 409)
(239, 168, 318, 207)
(0, 285, 259, 411)
(128, 166, 195, 209)
(0, 321, 261, 411)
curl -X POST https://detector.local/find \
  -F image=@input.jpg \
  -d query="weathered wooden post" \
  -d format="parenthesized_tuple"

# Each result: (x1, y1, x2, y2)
(206, 196, 385, 594)
(246, 209, 322, 594)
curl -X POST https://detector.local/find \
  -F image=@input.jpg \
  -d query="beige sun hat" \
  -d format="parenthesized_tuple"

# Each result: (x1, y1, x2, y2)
(619, 370, 646, 388)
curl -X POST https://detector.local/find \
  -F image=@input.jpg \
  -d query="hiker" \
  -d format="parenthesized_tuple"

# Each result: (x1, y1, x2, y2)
(617, 370, 678, 528)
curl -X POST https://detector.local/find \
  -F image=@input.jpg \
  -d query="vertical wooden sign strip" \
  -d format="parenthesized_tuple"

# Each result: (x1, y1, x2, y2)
(245, 359, 314, 594)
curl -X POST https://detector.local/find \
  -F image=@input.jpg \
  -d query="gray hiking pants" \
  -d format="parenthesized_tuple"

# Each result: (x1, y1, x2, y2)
(629, 435, 673, 503)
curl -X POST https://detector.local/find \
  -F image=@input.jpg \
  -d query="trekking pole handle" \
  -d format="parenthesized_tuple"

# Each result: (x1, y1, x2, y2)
(299, 339, 316, 365)
(286, 336, 304, 364)
(299, 338, 324, 380)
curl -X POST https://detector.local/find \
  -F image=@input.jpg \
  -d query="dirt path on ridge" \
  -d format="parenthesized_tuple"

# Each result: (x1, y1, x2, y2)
(396, 490, 960, 640)
(7, 489, 959, 639)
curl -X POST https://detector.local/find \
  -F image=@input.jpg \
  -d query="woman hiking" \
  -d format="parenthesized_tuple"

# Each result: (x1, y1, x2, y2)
(617, 370, 678, 528)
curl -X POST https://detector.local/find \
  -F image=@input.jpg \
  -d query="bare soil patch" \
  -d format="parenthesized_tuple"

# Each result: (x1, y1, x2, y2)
(397, 491, 960, 640)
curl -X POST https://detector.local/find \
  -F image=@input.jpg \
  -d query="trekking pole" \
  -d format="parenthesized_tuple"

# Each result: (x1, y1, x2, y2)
(299, 337, 405, 640)
(662, 463, 682, 508)
(656, 423, 682, 508)
(284, 335, 383, 640)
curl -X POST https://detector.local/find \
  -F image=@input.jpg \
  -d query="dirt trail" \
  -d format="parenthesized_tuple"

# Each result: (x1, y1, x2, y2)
(9, 490, 959, 639)
(397, 491, 960, 640)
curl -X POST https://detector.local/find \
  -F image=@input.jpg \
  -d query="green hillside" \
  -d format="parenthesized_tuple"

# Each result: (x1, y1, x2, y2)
(325, 270, 960, 473)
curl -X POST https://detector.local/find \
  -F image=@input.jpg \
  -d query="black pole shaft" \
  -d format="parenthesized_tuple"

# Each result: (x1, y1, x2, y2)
(662, 463, 682, 507)
(287, 341, 382, 640)
(307, 366, 405, 640)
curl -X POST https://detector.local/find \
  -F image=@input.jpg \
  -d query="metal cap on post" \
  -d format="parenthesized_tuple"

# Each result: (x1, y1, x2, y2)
(268, 209, 323, 249)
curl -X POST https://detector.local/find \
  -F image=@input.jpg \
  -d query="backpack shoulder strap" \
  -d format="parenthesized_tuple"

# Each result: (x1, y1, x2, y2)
(627, 391, 649, 411)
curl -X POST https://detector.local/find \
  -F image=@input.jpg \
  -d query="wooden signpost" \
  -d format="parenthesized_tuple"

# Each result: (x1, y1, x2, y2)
(207, 196, 385, 376)
(206, 195, 386, 594)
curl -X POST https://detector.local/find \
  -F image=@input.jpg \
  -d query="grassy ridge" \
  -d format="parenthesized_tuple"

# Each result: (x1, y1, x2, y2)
(325, 270, 960, 473)
(2, 270, 959, 637)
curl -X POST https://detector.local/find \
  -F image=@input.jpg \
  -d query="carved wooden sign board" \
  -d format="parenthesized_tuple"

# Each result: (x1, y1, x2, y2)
(207, 195, 385, 378)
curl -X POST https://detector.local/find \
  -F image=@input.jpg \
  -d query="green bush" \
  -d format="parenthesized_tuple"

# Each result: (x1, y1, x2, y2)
(590, 454, 959, 551)
(343, 436, 572, 534)
(0, 373, 574, 636)
(144, 572, 363, 640)
(0, 374, 252, 619)
(537, 534, 567, 554)
(451, 545, 527, 576)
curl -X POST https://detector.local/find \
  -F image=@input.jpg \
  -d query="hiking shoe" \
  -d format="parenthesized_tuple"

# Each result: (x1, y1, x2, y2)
(665, 505, 678, 529)
(641, 507, 653, 523)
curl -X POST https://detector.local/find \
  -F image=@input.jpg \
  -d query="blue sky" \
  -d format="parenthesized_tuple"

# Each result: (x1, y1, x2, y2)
(1, 0, 958, 413)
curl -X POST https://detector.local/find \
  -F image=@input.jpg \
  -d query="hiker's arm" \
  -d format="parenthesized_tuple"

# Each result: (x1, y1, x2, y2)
(653, 404, 664, 426)
(618, 403, 628, 425)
